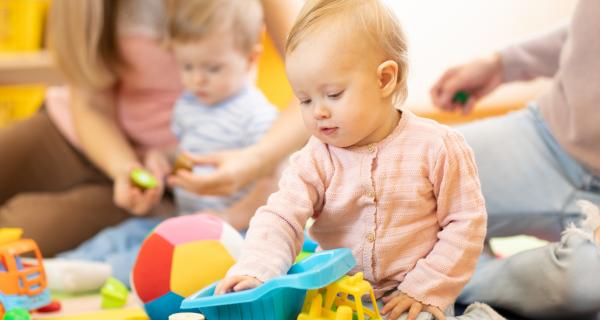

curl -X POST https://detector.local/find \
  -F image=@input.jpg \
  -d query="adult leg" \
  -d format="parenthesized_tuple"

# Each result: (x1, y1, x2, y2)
(0, 112, 129, 256)
(459, 222, 600, 319)
(456, 106, 600, 318)
(457, 106, 593, 241)
(0, 184, 129, 256)
(0, 112, 103, 201)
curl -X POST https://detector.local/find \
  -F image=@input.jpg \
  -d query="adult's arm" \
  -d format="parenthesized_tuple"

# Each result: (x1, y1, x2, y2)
(501, 25, 568, 82)
(70, 87, 164, 215)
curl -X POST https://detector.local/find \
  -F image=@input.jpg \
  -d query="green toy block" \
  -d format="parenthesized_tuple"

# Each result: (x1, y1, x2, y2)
(2, 308, 30, 320)
(294, 250, 312, 263)
(452, 91, 470, 105)
(101, 277, 129, 309)
(130, 168, 158, 189)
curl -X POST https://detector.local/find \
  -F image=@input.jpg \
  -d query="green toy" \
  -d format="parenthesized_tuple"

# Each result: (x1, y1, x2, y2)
(101, 277, 129, 309)
(130, 168, 158, 189)
(452, 91, 470, 105)
(2, 308, 30, 320)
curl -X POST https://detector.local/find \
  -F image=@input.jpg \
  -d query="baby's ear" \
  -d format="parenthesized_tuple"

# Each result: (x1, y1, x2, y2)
(377, 60, 398, 98)
(247, 43, 264, 66)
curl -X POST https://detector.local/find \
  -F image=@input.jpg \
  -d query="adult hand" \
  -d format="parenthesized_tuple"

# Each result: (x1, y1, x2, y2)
(113, 151, 169, 215)
(381, 291, 446, 320)
(168, 147, 266, 196)
(430, 53, 503, 115)
(214, 275, 263, 295)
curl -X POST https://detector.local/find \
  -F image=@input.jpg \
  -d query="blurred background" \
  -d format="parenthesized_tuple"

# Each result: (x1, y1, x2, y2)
(0, 0, 577, 127)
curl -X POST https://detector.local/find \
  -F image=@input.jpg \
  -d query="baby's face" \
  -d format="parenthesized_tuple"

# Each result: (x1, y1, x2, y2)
(173, 31, 252, 106)
(286, 28, 394, 148)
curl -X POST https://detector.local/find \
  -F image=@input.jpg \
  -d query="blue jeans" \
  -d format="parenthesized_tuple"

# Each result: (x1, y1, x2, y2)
(58, 217, 164, 285)
(457, 105, 600, 319)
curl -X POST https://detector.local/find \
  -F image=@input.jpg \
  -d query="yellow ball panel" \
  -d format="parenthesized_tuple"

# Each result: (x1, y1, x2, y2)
(170, 240, 236, 297)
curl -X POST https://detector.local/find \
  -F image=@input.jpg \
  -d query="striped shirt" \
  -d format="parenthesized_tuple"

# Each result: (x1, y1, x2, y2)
(172, 86, 278, 214)
(227, 110, 486, 309)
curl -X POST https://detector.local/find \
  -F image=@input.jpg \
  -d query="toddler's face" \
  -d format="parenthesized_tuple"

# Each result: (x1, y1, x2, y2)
(173, 31, 253, 106)
(286, 29, 396, 148)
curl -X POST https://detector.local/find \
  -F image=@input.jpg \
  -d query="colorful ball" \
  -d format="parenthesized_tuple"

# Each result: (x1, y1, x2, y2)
(132, 214, 243, 320)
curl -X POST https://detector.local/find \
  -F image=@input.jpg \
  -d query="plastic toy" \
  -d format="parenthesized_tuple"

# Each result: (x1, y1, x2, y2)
(2, 307, 29, 320)
(180, 248, 356, 320)
(101, 277, 129, 309)
(130, 168, 158, 189)
(298, 272, 382, 320)
(296, 230, 318, 263)
(131, 214, 243, 320)
(168, 312, 205, 320)
(452, 91, 470, 105)
(0, 228, 51, 318)
(34, 299, 61, 313)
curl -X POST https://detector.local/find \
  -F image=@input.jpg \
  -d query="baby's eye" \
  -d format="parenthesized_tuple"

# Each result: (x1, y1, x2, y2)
(327, 91, 344, 99)
(182, 63, 194, 71)
(206, 65, 222, 73)
(300, 98, 312, 105)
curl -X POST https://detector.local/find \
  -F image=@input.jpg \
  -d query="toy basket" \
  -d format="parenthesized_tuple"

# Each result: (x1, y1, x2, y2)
(0, 0, 49, 52)
(0, 85, 45, 127)
(181, 249, 356, 320)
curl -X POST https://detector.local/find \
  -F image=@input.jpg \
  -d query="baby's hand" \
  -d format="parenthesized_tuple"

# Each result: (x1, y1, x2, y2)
(381, 291, 446, 320)
(214, 275, 262, 295)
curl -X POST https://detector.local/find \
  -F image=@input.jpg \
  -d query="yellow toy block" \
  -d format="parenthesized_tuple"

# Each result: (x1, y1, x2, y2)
(0, 228, 23, 245)
(297, 272, 382, 320)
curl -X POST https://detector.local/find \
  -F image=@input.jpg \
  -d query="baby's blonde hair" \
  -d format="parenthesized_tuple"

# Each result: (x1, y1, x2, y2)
(168, 0, 264, 54)
(286, 0, 409, 104)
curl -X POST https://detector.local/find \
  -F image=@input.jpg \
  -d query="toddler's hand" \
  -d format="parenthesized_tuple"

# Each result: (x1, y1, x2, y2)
(381, 291, 445, 320)
(214, 275, 262, 295)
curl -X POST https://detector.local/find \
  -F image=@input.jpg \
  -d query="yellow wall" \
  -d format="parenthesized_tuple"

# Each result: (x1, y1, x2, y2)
(256, 34, 293, 110)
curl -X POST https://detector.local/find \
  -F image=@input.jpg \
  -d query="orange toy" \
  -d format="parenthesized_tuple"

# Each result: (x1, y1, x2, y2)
(0, 228, 51, 317)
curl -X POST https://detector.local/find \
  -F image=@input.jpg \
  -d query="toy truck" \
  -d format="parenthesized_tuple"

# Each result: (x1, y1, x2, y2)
(0, 229, 51, 317)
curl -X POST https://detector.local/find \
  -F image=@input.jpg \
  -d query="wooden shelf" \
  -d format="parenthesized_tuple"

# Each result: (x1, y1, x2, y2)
(0, 50, 63, 85)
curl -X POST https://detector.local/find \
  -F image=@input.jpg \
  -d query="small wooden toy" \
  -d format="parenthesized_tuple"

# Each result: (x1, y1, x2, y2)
(172, 153, 194, 173)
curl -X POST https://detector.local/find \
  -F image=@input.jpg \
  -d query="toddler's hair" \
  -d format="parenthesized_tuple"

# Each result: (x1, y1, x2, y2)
(168, 0, 263, 53)
(286, 0, 408, 104)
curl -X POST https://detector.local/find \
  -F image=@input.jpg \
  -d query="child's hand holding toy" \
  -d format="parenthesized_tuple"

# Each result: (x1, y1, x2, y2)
(381, 290, 446, 320)
(214, 275, 263, 295)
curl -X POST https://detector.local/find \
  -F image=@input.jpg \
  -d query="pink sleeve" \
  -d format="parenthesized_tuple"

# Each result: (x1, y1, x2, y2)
(501, 25, 568, 82)
(398, 130, 487, 309)
(226, 139, 331, 282)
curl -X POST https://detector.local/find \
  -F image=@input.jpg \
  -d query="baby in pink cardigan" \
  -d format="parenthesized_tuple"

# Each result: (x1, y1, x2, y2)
(216, 1, 487, 319)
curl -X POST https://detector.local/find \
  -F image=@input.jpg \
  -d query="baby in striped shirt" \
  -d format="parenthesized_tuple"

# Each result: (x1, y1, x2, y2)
(165, 0, 278, 216)
(216, 1, 487, 320)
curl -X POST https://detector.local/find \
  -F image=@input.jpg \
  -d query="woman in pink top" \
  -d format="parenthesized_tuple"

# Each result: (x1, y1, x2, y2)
(0, 0, 306, 256)
(217, 1, 488, 319)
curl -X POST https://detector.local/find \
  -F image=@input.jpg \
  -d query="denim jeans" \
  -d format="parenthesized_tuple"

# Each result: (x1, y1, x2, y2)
(58, 217, 164, 285)
(456, 105, 600, 319)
